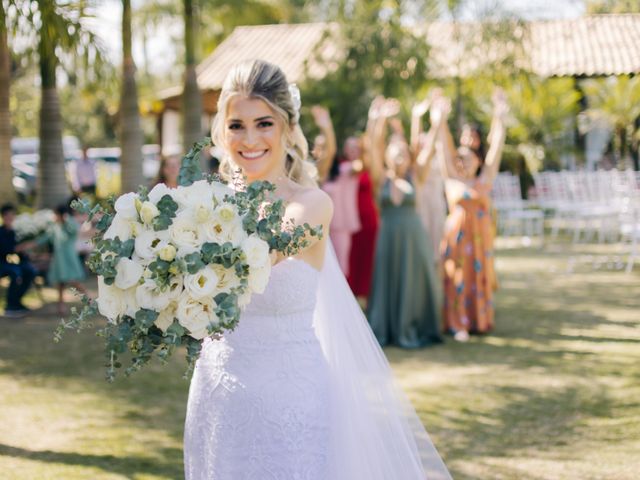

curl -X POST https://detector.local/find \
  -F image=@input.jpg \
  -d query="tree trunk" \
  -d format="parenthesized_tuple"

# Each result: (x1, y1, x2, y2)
(37, 18, 70, 209)
(120, 0, 144, 193)
(0, 7, 16, 205)
(182, 0, 204, 168)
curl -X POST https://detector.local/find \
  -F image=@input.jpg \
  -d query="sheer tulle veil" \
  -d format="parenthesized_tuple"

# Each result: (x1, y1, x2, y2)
(313, 243, 452, 479)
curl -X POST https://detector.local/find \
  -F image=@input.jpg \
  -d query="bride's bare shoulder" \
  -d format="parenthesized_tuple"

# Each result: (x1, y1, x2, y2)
(288, 186, 333, 227)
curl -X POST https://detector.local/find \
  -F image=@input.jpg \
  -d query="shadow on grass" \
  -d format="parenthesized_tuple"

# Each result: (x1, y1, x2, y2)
(0, 443, 183, 478)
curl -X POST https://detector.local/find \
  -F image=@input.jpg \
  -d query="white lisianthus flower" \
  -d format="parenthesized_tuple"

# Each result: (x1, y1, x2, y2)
(123, 286, 139, 318)
(97, 278, 127, 322)
(170, 217, 202, 252)
(184, 266, 219, 300)
(158, 243, 177, 262)
(248, 263, 271, 294)
(114, 258, 144, 290)
(193, 204, 214, 224)
(210, 264, 241, 294)
(210, 181, 233, 202)
(136, 279, 171, 311)
(165, 275, 184, 302)
(104, 214, 132, 241)
(242, 234, 271, 268)
(155, 301, 177, 332)
(139, 201, 160, 225)
(129, 220, 144, 238)
(134, 229, 158, 260)
(237, 291, 252, 308)
(176, 292, 218, 340)
(114, 192, 139, 220)
(200, 206, 246, 246)
(148, 183, 172, 204)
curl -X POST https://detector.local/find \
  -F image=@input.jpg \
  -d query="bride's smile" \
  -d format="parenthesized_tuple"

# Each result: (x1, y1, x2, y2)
(224, 96, 286, 182)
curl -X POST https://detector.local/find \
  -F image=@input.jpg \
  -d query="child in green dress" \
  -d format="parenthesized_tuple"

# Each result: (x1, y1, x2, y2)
(41, 204, 88, 315)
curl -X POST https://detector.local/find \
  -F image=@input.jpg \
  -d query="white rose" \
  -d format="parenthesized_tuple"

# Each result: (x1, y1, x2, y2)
(140, 201, 160, 225)
(176, 293, 218, 340)
(184, 266, 219, 300)
(148, 183, 172, 204)
(134, 230, 158, 260)
(135, 279, 171, 311)
(97, 277, 126, 322)
(248, 263, 271, 294)
(210, 264, 241, 294)
(155, 301, 177, 332)
(114, 257, 144, 290)
(158, 243, 177, 262)
(170, 217, 202, 251)
(242, 234, 271, 268)
(114, 192, 139, 220)
(104, 214, 132, 241)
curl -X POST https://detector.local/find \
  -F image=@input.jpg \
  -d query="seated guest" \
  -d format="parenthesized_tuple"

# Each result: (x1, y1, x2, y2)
(0, 203, 37, 318)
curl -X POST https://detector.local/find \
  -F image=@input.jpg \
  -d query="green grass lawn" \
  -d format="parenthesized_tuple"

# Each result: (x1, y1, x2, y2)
(1, 241, 639, 479)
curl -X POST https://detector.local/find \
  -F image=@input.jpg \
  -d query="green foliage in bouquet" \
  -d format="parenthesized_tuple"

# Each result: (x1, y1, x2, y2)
(55, 138, 322, 382)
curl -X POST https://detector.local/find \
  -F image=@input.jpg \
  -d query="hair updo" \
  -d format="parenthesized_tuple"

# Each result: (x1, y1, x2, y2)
(210, 59, 316, 187)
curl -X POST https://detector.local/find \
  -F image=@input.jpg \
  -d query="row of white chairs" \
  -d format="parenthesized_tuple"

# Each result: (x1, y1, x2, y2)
(491, 170, 640, 273)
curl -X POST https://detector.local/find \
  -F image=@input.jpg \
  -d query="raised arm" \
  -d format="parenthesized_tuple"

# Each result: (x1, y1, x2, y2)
(310, 105, 337, 183)
(410, 98, 430, 160)
(432, 96, 458, 179)
(481, 88, 509, 183)
(365, 96, 387, 187)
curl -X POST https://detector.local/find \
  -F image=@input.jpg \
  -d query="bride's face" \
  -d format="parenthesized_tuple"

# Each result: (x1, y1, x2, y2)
(224, 95, 287, 181)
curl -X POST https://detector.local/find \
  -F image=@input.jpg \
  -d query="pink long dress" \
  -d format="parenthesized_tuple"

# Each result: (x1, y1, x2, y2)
(322, 162, 361, 276)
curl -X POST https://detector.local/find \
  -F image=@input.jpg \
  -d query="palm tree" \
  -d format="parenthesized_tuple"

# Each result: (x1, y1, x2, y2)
(0, 1, 16, 205)
(582, 75, 640, 170)
(120, 0, 144, 193)
(14, 1, 103, 208)
(182, 0, 203, 164)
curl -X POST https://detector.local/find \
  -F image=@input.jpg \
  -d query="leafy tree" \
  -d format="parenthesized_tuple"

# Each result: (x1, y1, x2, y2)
(587, 0, 640, 13)
(302, 1, 432, 144)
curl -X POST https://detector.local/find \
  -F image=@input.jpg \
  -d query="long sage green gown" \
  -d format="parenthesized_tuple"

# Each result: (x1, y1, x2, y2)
(367, 178, 443, 348)
(40, 217, 86, 285)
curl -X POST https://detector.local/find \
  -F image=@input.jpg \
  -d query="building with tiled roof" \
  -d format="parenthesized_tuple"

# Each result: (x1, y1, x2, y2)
(158, 15, 640, 151)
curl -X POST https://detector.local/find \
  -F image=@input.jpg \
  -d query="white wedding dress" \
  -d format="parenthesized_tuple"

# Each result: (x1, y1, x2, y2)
(184, 247, 451, 480)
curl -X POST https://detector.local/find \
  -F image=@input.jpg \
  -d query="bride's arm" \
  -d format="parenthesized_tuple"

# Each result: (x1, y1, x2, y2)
(283, 188, 333, 270)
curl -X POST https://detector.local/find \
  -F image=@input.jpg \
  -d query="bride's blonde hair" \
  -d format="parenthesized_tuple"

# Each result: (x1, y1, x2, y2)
(211, 59, 317, 187)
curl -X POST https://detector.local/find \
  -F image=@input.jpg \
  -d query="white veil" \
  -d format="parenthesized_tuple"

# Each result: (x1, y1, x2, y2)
(313, 243, 452, 480)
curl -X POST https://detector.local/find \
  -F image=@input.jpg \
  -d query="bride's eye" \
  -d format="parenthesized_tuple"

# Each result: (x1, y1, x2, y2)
(257, 120, 273, 128)
(228, 123, 243, 130)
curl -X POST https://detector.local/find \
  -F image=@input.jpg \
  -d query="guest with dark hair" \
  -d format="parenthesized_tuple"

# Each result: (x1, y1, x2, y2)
(0, 203, 37, 317)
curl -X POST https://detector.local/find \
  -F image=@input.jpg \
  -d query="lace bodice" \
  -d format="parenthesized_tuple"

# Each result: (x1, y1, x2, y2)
(243, 258, 320, 317)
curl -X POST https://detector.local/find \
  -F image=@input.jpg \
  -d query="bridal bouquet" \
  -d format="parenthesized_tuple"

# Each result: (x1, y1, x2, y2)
(55, 139, 321, 381)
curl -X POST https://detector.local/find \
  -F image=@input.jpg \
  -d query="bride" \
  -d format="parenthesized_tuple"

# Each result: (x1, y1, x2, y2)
(184, 59, 451, 480)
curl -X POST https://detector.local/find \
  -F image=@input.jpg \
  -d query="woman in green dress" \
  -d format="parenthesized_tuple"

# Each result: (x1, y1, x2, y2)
(41, 204, 87, 315)
(366, 96, 444, 348)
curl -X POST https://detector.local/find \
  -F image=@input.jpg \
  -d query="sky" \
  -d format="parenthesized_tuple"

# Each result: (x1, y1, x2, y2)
(92, 0, 586, 75)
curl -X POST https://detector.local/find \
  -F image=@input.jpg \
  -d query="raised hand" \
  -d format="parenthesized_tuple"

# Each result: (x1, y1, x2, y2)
(430, 95, 451, 126)
(380, 98, 401, 118)
(311, 105, 332, 130)
(368, 95, 386, 120)
(492, 87, 509, 120)
(412, 98, 430, 118)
